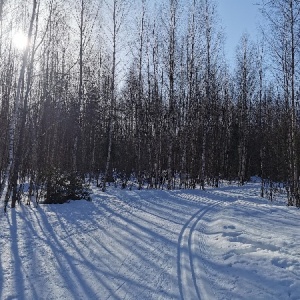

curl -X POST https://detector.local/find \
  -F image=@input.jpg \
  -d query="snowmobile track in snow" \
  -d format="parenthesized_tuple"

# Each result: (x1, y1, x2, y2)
(177, 198, 221, 300)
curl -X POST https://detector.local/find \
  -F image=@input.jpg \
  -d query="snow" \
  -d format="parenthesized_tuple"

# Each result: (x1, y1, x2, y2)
(0, 182, 299, 300)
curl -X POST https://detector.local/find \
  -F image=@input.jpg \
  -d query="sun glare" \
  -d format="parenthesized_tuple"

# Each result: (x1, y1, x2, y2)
(12, 31, 28, 51)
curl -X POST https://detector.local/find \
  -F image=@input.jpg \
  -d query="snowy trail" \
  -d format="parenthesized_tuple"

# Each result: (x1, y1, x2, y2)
(1, 183, 300, 300)
(177, 198, 220, 300)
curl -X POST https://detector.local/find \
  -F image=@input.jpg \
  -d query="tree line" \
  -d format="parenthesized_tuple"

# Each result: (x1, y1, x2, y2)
(0, 0, 300, 207)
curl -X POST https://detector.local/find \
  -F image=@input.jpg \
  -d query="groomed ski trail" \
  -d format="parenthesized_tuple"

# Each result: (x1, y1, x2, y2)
(177, 193, 221, 300)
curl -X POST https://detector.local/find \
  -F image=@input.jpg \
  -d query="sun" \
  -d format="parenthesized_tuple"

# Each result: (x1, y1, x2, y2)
(12, 31, 29, 51)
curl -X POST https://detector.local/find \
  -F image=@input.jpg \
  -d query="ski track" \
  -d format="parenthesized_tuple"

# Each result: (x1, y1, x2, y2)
(177, 198, 221, 300)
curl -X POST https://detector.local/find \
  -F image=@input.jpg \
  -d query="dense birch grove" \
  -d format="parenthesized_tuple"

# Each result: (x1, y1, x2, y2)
(1, 0, 300, 207)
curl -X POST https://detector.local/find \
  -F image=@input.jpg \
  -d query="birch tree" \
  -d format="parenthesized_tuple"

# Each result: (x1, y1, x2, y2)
(235, 33, 257, 185)
(101, 0, 129, 191)
(262, 0, 300, 206)
(1, 0, 38, 210)
(159, 0, 179, 189)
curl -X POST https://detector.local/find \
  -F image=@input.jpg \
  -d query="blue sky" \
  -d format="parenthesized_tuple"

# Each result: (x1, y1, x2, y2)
(216, 0, 262, 66)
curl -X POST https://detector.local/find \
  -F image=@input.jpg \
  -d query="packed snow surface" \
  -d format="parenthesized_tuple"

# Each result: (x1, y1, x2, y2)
(0, 182, 299, 300)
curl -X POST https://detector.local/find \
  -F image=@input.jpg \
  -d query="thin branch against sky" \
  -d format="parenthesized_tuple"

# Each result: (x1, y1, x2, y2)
(215, 0, 262, 66)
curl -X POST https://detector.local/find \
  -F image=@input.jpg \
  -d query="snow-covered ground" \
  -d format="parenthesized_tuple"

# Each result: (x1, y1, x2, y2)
(0, 182, 299, 300)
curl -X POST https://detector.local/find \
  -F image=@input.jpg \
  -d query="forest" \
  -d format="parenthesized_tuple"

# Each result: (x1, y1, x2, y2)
(0, 0, 300, 208)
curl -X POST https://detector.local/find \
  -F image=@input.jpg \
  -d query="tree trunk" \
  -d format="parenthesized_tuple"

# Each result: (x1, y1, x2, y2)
(3, 0, 37, 210)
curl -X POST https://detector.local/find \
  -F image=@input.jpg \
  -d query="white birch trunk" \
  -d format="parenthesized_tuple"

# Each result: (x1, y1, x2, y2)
(1, 0, 37, 211)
